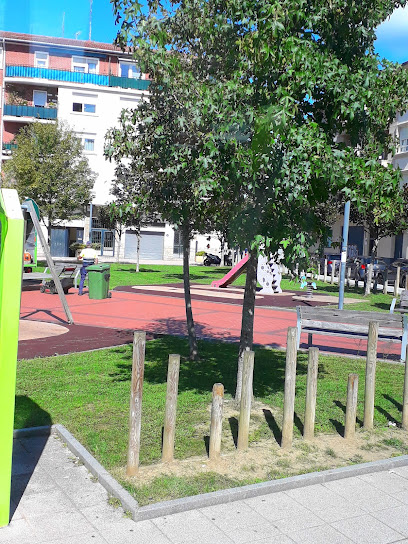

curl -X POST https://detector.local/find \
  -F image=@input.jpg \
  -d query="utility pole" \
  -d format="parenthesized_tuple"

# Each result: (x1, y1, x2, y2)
(338, 201, 351, 310)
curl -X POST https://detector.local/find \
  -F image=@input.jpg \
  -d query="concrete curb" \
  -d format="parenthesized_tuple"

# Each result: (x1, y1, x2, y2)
(51, 424, 139, 515)
(13, 424, 408, 522)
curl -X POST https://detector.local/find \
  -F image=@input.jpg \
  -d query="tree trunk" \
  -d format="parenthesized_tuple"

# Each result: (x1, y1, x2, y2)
(182, 222, 198, 360)
(116, 232, 122, 263)
(46, 222, 52, 246)
(364, 239, 378, 297)
(235, 251, 258, 403)
(136, 227, 140, 273)
(219, 236, 224, 268)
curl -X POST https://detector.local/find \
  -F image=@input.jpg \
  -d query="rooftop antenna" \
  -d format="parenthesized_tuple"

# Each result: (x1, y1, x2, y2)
(61, 12, 65, 37)
(89, 0, 93, 41)
(75, 31, 81, 40)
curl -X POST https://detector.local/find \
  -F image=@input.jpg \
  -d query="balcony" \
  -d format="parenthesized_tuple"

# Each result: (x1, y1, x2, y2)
(3, 104, 58, 120)
(5, 65, 151, 91)
(2, 143, 18, 156)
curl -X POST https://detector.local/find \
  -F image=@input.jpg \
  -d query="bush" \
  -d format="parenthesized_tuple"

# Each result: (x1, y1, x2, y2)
(196, 251, 206, 256)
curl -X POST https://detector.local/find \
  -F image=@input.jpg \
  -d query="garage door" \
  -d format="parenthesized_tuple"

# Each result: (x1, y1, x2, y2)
(124, 231, 164, 260)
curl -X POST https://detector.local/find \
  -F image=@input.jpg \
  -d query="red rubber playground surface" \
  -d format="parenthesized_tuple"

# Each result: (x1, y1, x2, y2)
(19, 285, 401, 361)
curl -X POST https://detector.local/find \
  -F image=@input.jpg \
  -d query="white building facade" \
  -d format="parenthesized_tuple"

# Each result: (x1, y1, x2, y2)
(0, 31, 218, 263)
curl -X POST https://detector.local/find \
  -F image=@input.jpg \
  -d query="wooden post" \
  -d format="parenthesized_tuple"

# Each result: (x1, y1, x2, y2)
(126, 331, 146, 476)
(282, 327, 298, 449)
(304, 347, 319, 441)
(324, 259, 328, 283)
(364, 321, 378, 430)
(317, 262, 321, 281)
(162, 354, 180, 463)
(331, 263, 335, 285)
(402, 347, 408, 430)
(347, 267, 351, 289)
(395, 265, 401, 298)
(405, 274, 408, 291)
(344, 373, 359, 439)
(237, 351, 255, 451)
(209, 383, 224, 460)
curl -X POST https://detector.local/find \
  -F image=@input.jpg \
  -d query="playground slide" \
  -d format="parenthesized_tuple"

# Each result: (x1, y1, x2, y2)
(211, 254, 249, 288)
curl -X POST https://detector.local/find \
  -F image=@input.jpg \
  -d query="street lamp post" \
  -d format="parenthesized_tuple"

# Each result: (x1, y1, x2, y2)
(338, 201, 351, 310)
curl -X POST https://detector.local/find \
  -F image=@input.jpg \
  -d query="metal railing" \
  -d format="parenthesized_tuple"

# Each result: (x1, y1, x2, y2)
(2, 143, 18, 151)
(4, 104, 57, 119)
(6, 65, 150, 91)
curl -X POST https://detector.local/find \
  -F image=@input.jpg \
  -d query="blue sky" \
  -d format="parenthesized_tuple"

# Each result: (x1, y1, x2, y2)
(0, 0, 406, 63)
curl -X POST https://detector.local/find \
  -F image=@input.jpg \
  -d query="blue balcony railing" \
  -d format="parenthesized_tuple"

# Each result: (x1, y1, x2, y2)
(2, 143, 18, 151)
(6, 65, 151, 91)
(4, 104, 58, 119)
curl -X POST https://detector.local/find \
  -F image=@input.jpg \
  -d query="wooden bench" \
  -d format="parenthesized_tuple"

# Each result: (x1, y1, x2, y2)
(296, 306, 408, 361)
(390, 290, 408, 314)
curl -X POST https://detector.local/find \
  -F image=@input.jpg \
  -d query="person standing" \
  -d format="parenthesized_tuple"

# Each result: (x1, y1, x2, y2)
(78, 241, 98, 295)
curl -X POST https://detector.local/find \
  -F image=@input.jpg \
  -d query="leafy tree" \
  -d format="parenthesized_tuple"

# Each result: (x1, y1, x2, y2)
(2, 121, 95, 242)
(109, 162, 156, 270)
(105, 83, 218, 360)
(350, 170, 408, 295)
(111, 0, 408, 399)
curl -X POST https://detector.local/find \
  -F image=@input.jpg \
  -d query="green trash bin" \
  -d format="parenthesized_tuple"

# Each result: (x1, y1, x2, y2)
(86, 264, 111, 300)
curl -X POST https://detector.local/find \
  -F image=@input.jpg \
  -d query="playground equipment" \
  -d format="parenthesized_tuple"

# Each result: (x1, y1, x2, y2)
(211, 254, 249, 288)
(257, 255, 282, 294)
(21, 199, 73, 324)
(211, 254, 283, 293)
(0, 189, 24, 528)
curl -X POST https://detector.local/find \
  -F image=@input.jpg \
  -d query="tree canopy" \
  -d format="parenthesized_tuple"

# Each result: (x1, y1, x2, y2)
(110, 0, 408, 395)
(3, 121, 95, 240)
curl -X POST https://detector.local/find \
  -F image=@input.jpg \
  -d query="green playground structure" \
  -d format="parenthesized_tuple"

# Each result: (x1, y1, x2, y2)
(0, 188, 24, 527)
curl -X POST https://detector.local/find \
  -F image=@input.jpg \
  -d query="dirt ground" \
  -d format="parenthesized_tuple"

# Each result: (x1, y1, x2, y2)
(118, 400, 408, 487)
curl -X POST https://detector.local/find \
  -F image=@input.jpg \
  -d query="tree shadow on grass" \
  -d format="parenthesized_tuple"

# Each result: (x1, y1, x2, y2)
(109, 332, 308, 398)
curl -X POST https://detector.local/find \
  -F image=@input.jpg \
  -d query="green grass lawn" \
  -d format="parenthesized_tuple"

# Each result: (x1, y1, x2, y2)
(16, 336, 407, 504)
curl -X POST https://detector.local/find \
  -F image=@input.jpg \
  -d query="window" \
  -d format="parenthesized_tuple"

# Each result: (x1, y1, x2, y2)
(400, 127, 408, 153)
(84, 103, 96, 113)
(72, 56, 98, 74)
(120, 61, 140, 79)
(72, 102, 96, 113)
(34, 51, 48, 68)
(84, 138, 95, 152)
(33, 90, 47, 107)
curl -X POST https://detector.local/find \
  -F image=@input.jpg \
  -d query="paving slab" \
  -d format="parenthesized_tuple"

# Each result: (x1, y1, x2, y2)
(6, 431, 408, 544)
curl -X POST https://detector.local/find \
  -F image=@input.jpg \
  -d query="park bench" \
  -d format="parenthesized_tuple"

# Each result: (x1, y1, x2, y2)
(296, 306, 408, 361)
(390, 290, 408, 314)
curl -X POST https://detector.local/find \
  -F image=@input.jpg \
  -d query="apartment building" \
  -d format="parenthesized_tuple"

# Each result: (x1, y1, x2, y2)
(0, 31, 218, 262)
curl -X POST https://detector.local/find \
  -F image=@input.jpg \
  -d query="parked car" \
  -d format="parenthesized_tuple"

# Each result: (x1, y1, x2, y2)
(379, 259, 408, 287)
(319, 254, 341, 274)
(352, 257, 390, 283)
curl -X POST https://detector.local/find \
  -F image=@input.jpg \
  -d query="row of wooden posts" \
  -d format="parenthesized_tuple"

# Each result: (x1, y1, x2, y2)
(315, 260, 407, 295)
(126, 331, 256, 476)
(126, 323, 408, 476)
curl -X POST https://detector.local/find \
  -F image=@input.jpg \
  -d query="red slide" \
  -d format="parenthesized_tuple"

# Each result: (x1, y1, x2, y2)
(211, 254, 249, 288)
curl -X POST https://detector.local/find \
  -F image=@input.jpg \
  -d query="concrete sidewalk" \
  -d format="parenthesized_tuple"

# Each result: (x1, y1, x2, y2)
(4, 433, 408, 543)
